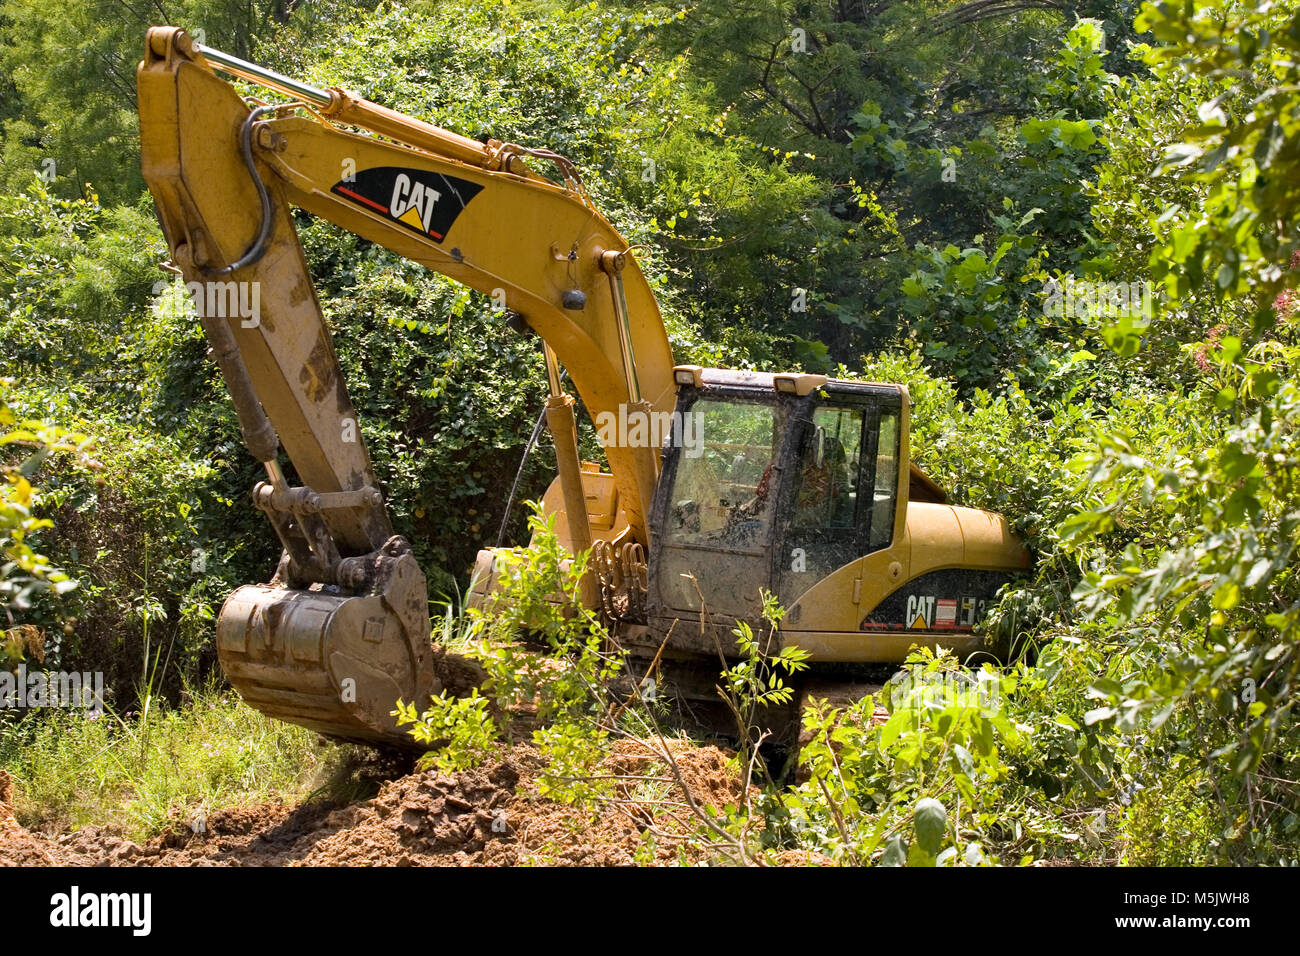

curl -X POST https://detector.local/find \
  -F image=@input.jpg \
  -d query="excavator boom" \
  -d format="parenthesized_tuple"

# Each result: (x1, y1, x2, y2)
(137, 28, 673, 743)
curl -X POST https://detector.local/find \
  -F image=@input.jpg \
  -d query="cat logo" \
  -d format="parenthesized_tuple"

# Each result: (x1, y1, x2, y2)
(389, 172, 440, 233)
(906, 594, 934, 630)
(331, 166, 484, 242)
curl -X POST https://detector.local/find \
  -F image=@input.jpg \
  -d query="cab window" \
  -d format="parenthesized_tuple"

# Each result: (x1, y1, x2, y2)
(790, 405, 863, 531)
(664, 398, 779, 549)
(869, 408, 900, 549)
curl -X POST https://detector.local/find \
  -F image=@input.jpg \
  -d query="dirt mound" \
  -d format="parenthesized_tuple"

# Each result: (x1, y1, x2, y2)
(0, 741, 749, 867)
(1, 795, 63, 866)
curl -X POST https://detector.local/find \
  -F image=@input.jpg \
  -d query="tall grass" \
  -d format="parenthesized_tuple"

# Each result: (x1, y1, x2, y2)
(0, 680, 331, 841)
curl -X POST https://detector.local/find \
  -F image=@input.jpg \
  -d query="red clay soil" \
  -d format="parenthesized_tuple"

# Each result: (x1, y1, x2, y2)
(0, 741, 751, 867)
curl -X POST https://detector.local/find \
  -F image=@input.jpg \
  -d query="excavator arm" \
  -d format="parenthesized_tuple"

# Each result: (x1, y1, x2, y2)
(136, 28, 674, 743)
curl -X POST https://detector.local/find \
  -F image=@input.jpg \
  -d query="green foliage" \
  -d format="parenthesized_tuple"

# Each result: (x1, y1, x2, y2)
(898, 213, 1057, 387)
(531, 719, 613, 806)
(722, 592, 809, 713)
(714, 589, 809, 777)
(0, 156, 277, 701)
(1136, 0, 1300, 306)
(787, 648, 1019, 866)
(1037, 0, 1300, 863)
(1122, 767, 1219, 865)
(394, 691, 498, 774)
(474, 503, 621, 720)
(398, 502, 621, 800)
(0, 373, 256, 698)
(616, 2, 1127, 369)
(890, 19, 1114, 388)
(0, 183, 163, 376)
(0, 380, 85, 616)
(0, 0, 367, 204)
(831, 0, 1300, 866)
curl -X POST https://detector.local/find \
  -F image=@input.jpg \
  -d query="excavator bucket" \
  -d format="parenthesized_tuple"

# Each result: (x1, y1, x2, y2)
(216, 554, 435, 746)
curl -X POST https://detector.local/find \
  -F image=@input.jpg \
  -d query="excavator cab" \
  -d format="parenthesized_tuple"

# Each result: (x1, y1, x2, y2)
(646, 367, 907, 648)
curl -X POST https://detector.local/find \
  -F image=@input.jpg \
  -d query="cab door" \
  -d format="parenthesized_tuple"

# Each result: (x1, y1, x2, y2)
(647, 389, 792, 625)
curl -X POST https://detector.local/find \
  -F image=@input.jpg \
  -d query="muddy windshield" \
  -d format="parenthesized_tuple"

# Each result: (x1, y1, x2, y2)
(664, 397, 781, 549)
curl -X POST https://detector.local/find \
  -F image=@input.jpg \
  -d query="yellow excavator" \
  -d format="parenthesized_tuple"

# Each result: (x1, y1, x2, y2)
(136, 28, 1029, 750)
